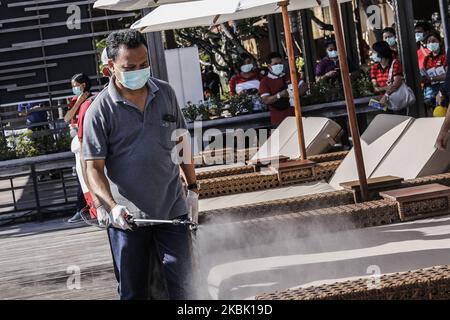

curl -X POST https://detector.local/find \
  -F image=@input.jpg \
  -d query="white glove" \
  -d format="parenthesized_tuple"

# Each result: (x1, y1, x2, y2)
(109, 205, 132, 230)
(96, 206, 110, 228)
(70, 127, 78, 138)
(186, 190, 199, 224)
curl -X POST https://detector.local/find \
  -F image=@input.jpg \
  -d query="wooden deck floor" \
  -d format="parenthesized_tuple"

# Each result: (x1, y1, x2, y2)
(0, 218, 117, 300)
(3, 213, 450, 300)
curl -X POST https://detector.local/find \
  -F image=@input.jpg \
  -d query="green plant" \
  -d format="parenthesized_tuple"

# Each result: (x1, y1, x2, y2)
(0, 136, 14, 161)
(296, 56, 305, 71)
(14, 130, 39, 158)
(95, 38, 107, 74)
(227, 92, 254, 116)
(352, 68, 374, 98)
(182, 102, 199, 122)
(196, 101, 211, 120)
(55, 131, 72, 152)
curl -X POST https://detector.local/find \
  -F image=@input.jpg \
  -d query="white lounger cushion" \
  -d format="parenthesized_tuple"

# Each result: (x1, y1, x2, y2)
(195, 162, 247, 173)
(199, 181, 336, 212)
(251, 117, 342, 161)
(203, 216, 450, 300)
(371, 117, 450, 179)
(329, 114, 413, 189)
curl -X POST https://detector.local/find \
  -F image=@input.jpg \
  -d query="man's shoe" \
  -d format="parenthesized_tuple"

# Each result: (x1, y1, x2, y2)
(67, 211, 83, 223)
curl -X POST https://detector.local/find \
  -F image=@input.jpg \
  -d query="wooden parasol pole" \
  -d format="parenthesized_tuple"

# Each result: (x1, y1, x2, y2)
(329, 0, 369, 201)
(279, 1, 307, 160)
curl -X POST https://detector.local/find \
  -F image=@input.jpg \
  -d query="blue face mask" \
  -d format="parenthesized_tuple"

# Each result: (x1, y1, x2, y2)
(327, 50, 338, 59)
(371, 53, 381, 63)
(415, 32, 424, 42)
(116, 66, 151, 90)
(72, 86, 82, 96)
(427, 42, 440, 53)
(270, 64, 284, 76)
(240, 63, 253, 73)
(385, 36, 397, 47)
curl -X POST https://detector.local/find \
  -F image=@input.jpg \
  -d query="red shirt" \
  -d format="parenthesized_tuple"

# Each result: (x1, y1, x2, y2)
(77, 99, 93, 141)
(68, 96, 81, 126)
(424, 52, 447, 70)
(418, 46, 431, 69)
(229, 72, 262, 95)
(259, 74, 294, 128)
(370, 59, 403, 88)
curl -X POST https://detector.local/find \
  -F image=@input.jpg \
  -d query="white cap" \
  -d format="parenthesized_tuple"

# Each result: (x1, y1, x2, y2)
(101, 48, 109, 66)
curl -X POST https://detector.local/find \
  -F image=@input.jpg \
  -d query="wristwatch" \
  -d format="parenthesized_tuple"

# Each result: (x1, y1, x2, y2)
(187, 182, 199, 190)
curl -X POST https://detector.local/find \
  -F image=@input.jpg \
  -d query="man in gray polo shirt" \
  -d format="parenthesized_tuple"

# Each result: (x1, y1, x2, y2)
(83, 30, 198, 300)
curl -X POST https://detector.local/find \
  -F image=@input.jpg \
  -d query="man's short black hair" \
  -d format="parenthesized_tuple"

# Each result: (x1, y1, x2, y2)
(106, 30, 148, 62)
(415, 21, 433, 32)
(72, 73, 91, 91)
(325, 37, 336, 48)
(266, 52, 282, 64)
(382, 27, 396, 36)
(372, 41, 393, 60)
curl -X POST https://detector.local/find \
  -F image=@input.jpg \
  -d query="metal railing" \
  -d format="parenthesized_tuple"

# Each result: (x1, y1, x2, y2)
(0, 152, 78, 220)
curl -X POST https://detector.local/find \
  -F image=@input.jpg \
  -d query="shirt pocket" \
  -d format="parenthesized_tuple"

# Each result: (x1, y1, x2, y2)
(158, 119, 177, 151)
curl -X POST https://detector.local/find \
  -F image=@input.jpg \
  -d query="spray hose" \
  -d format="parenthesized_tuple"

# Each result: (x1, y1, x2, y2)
(126, 215, 198, 231)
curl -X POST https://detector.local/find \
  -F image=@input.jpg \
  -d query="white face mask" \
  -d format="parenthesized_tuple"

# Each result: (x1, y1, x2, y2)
(270, 64, 284, 76)
(115, 67, 151, 90)
(385, 36, 397, 47)
(415, 32, 425, 42)
(427, 42, 440, 53)
(371, 53, 381, 63)
(327, 50, 338, 59)
(240, 63, 253, 73)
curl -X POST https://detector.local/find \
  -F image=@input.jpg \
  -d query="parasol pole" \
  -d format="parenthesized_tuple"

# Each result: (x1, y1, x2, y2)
(279, 0, 307, 160)
(329, 0, 369, 201)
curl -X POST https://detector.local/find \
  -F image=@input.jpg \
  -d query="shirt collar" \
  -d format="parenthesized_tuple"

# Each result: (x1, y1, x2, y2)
(267, 72, 285, 79)
(108, 76, 160, 104)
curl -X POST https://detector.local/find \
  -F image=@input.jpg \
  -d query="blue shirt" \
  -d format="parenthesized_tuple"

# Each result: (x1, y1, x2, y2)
(17, 103, 48, 124)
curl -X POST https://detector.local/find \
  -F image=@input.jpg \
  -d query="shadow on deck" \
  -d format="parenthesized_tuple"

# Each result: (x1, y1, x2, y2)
(0, 218, 117, 300)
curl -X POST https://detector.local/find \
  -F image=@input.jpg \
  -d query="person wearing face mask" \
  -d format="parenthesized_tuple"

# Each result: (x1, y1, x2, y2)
(315, 39, 340, 83)
(382, 27, 399, 60)
(66, 74, 93, 223)
(421, 31, 448, 114)
(229, 53, 262, 95)
(259, 52, 294, 128)
(415, 21, 433, 70)
(82, 30, 197, 300)
(203, 65, 222, 98)
(65, 73, 92, 130)
(370, 41, 404, 111)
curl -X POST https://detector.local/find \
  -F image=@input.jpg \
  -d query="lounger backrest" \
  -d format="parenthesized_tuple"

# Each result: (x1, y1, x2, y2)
(251, 117, 342, 161)
(370, 117, 450, 179)
(329, 114, 413, 189)
(282, 117, 342, 158)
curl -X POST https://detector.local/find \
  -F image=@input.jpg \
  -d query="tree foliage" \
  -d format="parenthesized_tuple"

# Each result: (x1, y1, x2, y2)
(174, 18, 268, 73)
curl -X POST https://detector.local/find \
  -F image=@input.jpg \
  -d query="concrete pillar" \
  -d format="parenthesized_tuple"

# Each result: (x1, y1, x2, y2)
(439, 0, 450, 51)
(393, 0, 425, 117)
(141, 8, 168, 81)
(341, 2, 360, 71)
(299, 9, 317, 83)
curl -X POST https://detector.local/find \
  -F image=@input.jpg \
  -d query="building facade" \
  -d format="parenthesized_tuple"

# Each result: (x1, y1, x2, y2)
(0, 0, 138, 109)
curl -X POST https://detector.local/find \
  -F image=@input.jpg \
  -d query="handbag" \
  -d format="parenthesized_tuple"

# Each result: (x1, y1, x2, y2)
(386, 60, 416, 111)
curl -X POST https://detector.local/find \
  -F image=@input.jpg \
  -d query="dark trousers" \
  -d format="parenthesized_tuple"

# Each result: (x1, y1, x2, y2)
(107, 215, 192, 300)
(75, 184, 86, 212)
